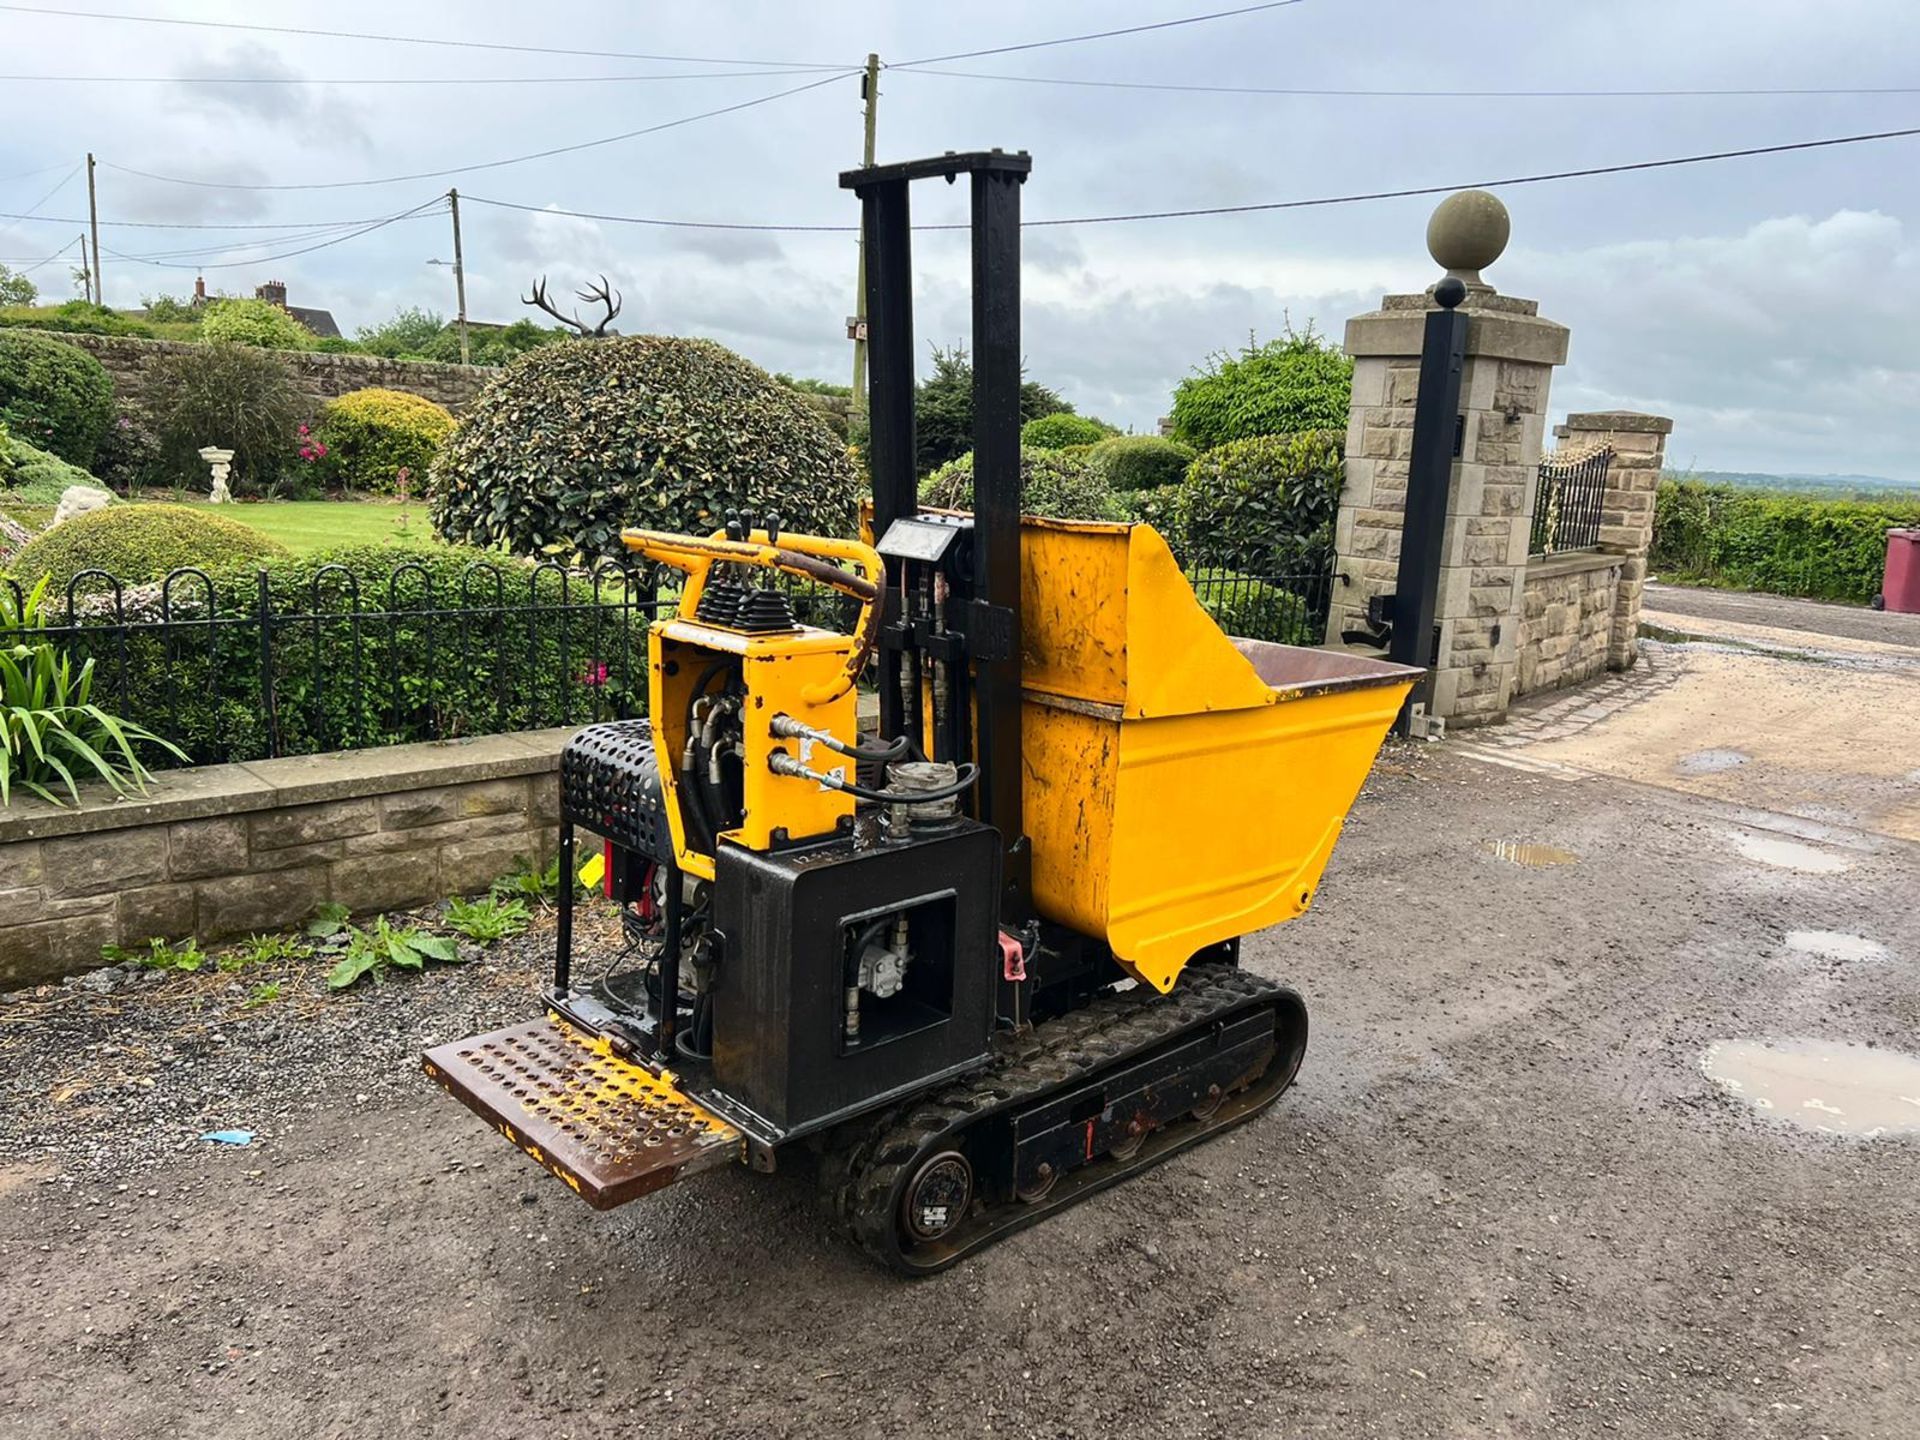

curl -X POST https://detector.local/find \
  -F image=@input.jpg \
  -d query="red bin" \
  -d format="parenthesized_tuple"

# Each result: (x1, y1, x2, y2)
(1881, 528, 1920, 613)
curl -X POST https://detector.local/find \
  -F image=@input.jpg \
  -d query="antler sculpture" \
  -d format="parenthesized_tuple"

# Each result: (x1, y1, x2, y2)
(522, 274, 623, 337)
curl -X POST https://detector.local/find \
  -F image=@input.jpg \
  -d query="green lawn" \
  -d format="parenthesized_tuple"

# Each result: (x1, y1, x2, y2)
(152, 498, 437, 555)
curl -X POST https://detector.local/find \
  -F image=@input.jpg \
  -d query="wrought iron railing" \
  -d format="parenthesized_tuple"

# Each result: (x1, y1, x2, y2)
(1186, 560, 1338, 646)
(1531, 446, 1613, 555)
(5, 561, 663, 769)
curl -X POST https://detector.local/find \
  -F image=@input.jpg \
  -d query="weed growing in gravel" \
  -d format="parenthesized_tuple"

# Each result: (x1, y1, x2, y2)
(326, 915, 464, 991)
(490, 853, 568, 909)
(242, 981, 282, 1009)
(219, 933, 310, 972)
(305, 901, 353, 938)
(445, 894, 532, 942)
(101, 936, 207, 973)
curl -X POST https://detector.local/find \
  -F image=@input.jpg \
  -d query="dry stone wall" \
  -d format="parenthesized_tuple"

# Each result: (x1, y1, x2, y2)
(55, 333, 489, 421)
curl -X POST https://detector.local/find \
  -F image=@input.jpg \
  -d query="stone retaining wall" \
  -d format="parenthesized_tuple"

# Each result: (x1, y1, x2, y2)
(0, 729, 571, 989)
(1515, 551, 1622, 697)
(55, 333, 490, 421)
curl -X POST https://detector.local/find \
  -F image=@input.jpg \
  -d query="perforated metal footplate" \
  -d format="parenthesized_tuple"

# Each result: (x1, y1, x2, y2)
(423, 1016, 741, 1209)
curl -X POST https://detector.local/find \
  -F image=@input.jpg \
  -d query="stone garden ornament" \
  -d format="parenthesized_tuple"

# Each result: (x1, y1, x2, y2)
(198, 446, 236, 504)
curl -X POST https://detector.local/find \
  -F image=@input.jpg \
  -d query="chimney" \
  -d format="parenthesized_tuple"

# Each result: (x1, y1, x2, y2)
(193, 276, 207, 305)
(256, 279, 288, 308)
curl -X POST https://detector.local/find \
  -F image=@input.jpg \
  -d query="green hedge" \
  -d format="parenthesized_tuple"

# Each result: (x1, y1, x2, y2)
(0, 329, 115, 467)
(1169, 330, 1352, 451)
(1187, 568, 1317, 645)
(1650, 481, 1920, 604)
(41, 543, 652, 767)
(1163, 430, 1343, 572)
(1020, 412, 1113, 450)
(919, 447, 1125, 521)
(1090, 434, 1194, 492)
(6, 503, 288, 590)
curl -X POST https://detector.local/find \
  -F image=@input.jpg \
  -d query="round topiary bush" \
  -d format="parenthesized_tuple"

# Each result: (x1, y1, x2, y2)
(1090, 434, 1195, 492)
(1173, 430, 1344, 572)
(199, 298, 315, 350)
(6, 502, 288, 591)
(0, 329, 115, 468)
(1170, 329, 1352, 451)
(919, 447, 1125, 522)
(429, 336, 861, 563)
(312, 388, 456, 494)
(1019, 411, 1113, 451)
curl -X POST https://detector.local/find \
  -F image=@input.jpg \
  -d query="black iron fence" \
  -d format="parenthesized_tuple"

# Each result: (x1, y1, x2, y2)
(1530, 447, 1613, 556)
(6, 560, 663, 770)
(1187, 559, 1337, 646)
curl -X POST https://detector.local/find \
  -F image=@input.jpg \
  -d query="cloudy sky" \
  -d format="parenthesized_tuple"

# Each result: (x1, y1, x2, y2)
(2, 1, 1916, 478)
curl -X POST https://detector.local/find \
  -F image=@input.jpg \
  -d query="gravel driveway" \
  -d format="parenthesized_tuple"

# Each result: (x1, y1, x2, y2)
(3, 682, 1917, 1438)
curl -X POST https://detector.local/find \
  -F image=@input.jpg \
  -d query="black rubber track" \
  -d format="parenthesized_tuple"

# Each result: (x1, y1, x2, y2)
(820, 963, 1307, 1275)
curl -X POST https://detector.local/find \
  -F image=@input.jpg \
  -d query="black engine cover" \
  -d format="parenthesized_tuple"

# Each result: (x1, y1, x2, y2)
(711, 822, 1001, 1139)
(559, 720, 674, 863)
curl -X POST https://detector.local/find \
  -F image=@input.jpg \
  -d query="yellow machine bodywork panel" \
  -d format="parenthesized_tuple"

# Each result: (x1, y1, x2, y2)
(649, 618, 857, 877)
(1018, 521, 1416, 992)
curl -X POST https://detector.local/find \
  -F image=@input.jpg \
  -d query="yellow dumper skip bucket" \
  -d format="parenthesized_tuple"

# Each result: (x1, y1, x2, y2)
(1019, 519, 1419, 993)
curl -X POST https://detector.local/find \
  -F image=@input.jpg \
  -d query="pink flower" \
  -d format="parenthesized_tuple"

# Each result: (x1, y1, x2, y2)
(581, 661, 609, 688)
(297, 424, 310, 436)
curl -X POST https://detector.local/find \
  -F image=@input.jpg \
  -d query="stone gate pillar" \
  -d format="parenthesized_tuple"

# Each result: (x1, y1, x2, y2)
(1554, 411, 1675, 670)
(1326, 192, 1569, 728)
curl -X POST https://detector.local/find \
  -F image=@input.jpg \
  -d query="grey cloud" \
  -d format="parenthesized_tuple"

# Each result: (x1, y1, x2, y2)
(173, 44, 370, 148)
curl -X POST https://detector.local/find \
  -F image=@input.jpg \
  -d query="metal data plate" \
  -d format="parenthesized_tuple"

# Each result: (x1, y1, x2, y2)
(423, 1016, 740, 1209)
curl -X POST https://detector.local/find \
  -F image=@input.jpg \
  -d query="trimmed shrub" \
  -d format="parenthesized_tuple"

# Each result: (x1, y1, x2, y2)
(47, 543, 649, 767)
(1650, 480, 1920, 604)
(919, 447, 1125, 522)
(313, 388, 457, 494)
(200, 298, 315, 351)
(1020, 412, 1113, 450)
(430, 335, 860, 564)
(1187, 569, 1317, 645)
(3, 431, 101, 502)
(6, 503, 287, 590)
(1170, 328, 1352, 450)
(1170, 430, 1344, 572)
(149, 342, 303, 494)
(1091, 434, 1195, 492)
(0, 329, 115, 467)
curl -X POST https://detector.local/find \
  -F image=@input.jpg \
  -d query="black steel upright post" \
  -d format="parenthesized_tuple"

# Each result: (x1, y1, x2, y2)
(860, 178, 915, 744)
(1390, 277, 1470, 734)
(969, 163, 1031, 918)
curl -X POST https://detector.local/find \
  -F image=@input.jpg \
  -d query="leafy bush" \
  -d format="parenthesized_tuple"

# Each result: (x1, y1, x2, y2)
(1091, 434, 1194, 492)
(2, 576, 183, 806)
(3, 430, 102, 502)
(1169, 430, 1344, 572)
(312, 388, 456, 494)
(430, 335, 860, 563)
(92, 409, 162, 492)
(1170, 327, 1352, 451)
(422, 318, 569, 368)
(200, 298, 315, 351)
(355, 306, 446, 358)
(6, 503, 288, 590)
(149, 342, 303, 493)
(0, 264, 35, 308)
(1650, 480, 1920, 604)
(0, 329, 115, 467)
(1020, 412, 1113, 450)
(140, 294, 199, 325)
(42, 542, 649, 768)
(919, 446, 1125, 521)
(913, 345, 1073, 477)
(1187, 568, 1317, 645)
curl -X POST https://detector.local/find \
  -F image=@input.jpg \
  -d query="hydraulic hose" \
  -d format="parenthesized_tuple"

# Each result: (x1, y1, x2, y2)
(769, 714, 911, 763)
(768, 752, 979, 805)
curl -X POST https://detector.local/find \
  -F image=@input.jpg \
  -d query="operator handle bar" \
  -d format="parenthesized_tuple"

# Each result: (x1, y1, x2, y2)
(620, 526, 886, 706)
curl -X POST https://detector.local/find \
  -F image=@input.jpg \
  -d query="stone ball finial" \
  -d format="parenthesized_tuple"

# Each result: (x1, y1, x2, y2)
(1426, 189, 1510, 289)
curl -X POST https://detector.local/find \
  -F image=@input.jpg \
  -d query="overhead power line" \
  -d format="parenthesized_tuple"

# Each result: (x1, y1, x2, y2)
(100, 70, 856, 191)
(890, 66, 1920, 100)
(893, 0, 1304, 68)
(0, 66, 839, 85)
(102, 196, 445, 269)
(6, 233, 82, 275)
(0, 4, 851, 68)
(465, 122, 1920, 234)
(0, 207, 441, 231)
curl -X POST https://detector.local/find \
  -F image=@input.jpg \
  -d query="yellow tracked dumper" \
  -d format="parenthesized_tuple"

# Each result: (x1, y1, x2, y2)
(424, 150, 1416, 1272)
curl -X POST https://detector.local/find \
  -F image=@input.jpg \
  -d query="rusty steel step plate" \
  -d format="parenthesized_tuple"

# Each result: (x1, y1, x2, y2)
(423, 1015, 741, 1209)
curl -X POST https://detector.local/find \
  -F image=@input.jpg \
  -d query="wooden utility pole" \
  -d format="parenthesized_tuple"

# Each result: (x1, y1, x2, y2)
(848, 53, 880, 423)
(448, 188, 470, 364)
(75, 231, 92, 303)
(85, 153, 102, 306)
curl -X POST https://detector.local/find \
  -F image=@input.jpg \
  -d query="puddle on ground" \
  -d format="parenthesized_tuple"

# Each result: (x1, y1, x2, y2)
(1784, 930, 1890, 963)
(1703, 1039, 1920, 1137)
(1678, 748, 1749, 774)
(1483, 840, 1579, 868)
(1728, 831, 1853, 874)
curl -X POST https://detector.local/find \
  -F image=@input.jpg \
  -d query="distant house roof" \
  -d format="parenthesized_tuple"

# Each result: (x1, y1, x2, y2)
(286, 305, 341, 339)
